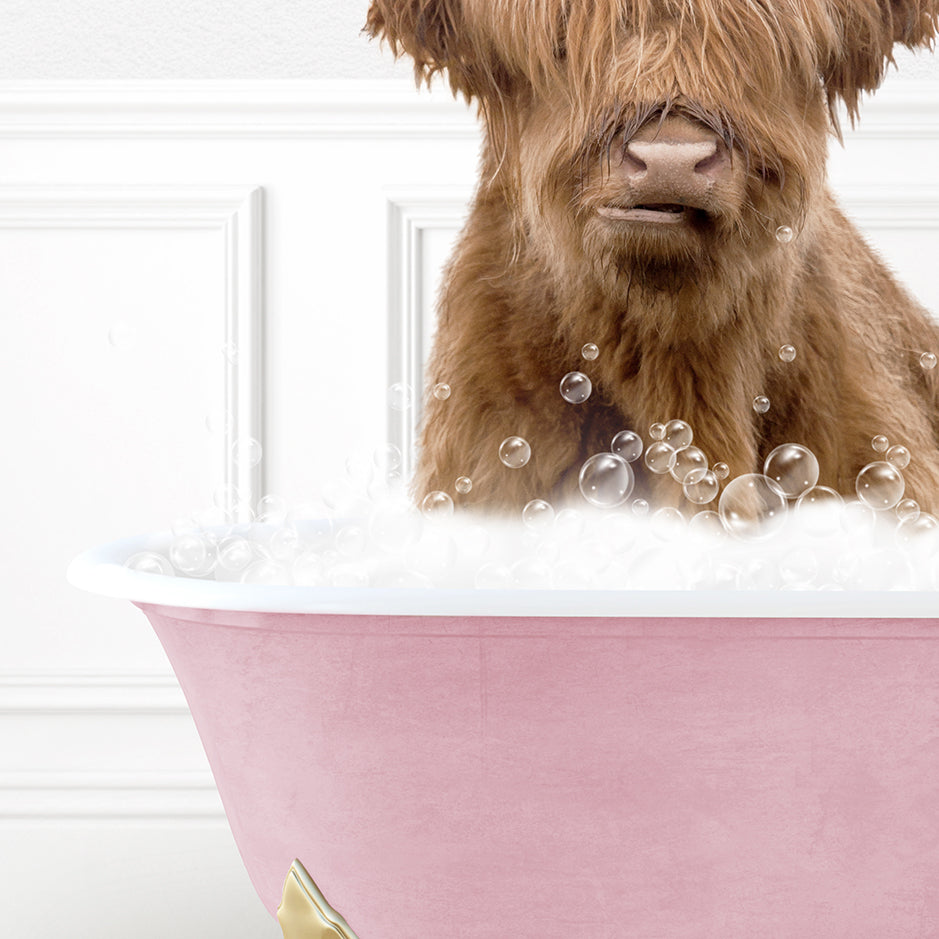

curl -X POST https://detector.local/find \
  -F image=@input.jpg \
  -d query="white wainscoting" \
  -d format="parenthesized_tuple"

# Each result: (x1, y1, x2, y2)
(0, 78, 936, 937)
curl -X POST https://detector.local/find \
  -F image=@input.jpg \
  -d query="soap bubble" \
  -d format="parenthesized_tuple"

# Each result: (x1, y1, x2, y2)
(292, 552, 325, 587)
(712, 462, 730, 480)
(560, 371, 592, 404)
(499, 436, 531, 468)
(688, 510, 725, 540)
(169, 533, 211, 574)
(718, 474, 788, 541)
(752, 395, 771, 414)
(221, 341, 239, 364)
(644, 441, 677, 474)
(388, 382, 413, 411)
(871, 435, 889, 453)
(581, 342, 599, 361)
(216, 537, 254, 573)
(125, 551, 174, 576)
(763, 444, 820, 499)
(683, 468, 720, 504)
(778, 344, 797, 363)
(663, 419, 693, 451)
(856, 461, 905, 510)
(335, 525, 367, 559)
(632, 499, 650, 516)
(651, 507, 686, 541)
(841, 499, 876, 535)
(921, 352, 937, 370)
(555, 508, 586, 539)
(455, 476, 473, 494)
(670, 446, 707, 484)
(433, 382, 452, 400)
(231, 437, 262, 467)
(896, 513, 939, 548)
(579, 453, 634, 507)
(257, 494, 288, 524)
(795, 486, 844, 535)
(780, 547, 819, 585)
(421, 490, 455, 519)
(522, 499, 555, 531)
(775, 225, 794, 243)
(511, 557, 553, 589)
(649, 422, 666, 440)
(374, 443, 403, 473)
(611, 430, 643, 463)
(896, 499, 920, 522)
(886, 445, 911, 469)
(242, 559, 288, 585)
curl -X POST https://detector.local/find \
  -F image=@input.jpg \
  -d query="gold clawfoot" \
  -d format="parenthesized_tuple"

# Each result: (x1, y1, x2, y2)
(277, 859, 360, 939)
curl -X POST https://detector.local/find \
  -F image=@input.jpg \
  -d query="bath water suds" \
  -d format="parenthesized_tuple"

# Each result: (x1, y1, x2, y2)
(126, 438, 939, 592)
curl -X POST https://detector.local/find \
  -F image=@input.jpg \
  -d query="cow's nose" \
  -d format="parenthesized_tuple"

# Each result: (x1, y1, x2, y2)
(616, 115, 731, 199)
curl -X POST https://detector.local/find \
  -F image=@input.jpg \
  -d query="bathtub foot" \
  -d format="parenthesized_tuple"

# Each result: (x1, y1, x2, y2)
(277, 859, 359, 939)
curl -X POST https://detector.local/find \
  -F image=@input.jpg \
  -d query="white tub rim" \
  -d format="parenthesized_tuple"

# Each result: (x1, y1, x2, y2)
(67, 531, 939, 619)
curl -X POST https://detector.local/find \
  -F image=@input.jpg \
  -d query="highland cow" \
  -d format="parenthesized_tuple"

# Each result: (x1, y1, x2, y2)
(367, 0, 939, 517)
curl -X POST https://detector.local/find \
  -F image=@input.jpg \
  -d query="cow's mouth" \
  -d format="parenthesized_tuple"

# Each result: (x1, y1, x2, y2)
(597, 204, 690, 224)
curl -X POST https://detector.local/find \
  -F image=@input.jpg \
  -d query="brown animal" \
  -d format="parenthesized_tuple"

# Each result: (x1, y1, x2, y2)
(366, 0, 939, 517)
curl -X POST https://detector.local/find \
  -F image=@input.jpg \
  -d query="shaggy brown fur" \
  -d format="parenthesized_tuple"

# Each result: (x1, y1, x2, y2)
(367, 0, 939, 516)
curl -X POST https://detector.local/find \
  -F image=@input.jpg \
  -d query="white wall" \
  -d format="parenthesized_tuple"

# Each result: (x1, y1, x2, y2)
(0, 5, 937, 937)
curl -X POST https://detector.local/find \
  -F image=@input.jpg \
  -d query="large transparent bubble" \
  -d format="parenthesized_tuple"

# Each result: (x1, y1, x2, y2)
(718, 474, 788, 541)
(578, 453, 634, 508)
(856, 462, 905, 510)
(763, 444, 819, 499)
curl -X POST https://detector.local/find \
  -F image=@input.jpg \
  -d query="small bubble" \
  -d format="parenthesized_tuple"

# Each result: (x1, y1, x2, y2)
(231, 437, 262, 467)
(611, 430, 643, 463)
(688, 510, 725, 540)
(632, 499, 650, 516)
(651, 507, 686, 541)
(388, 382, 413, 411)
(683, 468, 720, 504)
(649, 422, 666, 440)
(841, 499, 876, 535)
(779, 344, 797, 363)
(108, 322, 136, 350)
(421, 490, 455, 519)
(712, 462, 730, 480)
(578, 452, 634, 508)
(217, 537, 254, 573)
(522, 499, 555, 531)
(499, 436, 531, 469)
(718, 474, 788, 541)
(455, 475, 473, 494)
(896, 498, 920, 522)
(644, 441, 677, 474)
(775, 225, 794, 243)
(663, 419, 693, 451)
(920, 352, 937, 370)
(221, 341, 239, 364)
(374, 443, 403, 473)
(169, 533, 211, 574)
(256, 494, 288, 523)
(796, 486, 844, 535)
(855, 461, 905, 510)
(581, 342, 600, 361)
(752, 395, 771, 414)
(560, 371, 592, 405)
(886, 445, 911, 469)
(763, 443, 820, 499)
(670, 446, 707, 484)
(125, 551, 174, 576)
(433, 382, 452, 400)
(872, 435, 889, 453)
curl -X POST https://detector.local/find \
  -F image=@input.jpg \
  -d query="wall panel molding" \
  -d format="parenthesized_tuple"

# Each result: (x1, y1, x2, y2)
(0, 183, 264, 514)
(386, 187, 472, 477)
(0, 673, 222, 822)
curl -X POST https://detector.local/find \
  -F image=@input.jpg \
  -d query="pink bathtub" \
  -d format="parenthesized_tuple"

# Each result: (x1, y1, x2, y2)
(69, 534, 939, 937)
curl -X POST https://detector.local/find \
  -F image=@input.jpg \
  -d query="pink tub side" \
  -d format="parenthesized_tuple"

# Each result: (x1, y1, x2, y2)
(139, 603, 939, 939)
